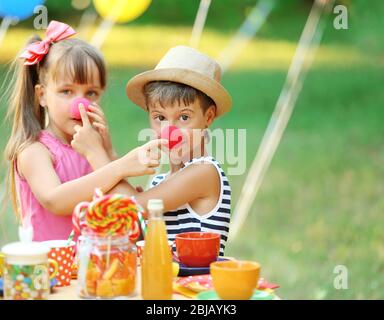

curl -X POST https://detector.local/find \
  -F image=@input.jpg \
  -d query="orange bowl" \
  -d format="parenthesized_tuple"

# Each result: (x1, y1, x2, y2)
(210, 260, 261, 300)
(175, 232, 220, 267)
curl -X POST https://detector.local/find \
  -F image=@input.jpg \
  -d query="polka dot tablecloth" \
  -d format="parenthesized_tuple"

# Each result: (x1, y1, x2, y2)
(48, 245, 75, 287)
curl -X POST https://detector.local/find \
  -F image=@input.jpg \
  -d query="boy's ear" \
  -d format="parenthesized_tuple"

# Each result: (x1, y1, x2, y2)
(205, 105, 216, 127)
(35, 84, 47, 107)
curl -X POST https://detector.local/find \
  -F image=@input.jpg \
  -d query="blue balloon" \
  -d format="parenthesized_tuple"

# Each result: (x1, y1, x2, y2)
(0, 0, 45, 20)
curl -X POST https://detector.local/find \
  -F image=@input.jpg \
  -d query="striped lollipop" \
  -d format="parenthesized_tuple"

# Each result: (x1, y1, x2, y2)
(72, 189, 141, 241)
(73, 202, 88, 235)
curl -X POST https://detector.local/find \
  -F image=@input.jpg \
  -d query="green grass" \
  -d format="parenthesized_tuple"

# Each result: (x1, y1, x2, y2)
(224, 67, 384, 299)
(1, 0, 384, 299)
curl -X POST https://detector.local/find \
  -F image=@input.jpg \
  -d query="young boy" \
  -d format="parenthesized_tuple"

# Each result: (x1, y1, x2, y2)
(75, 46, 232, 255)
(126, 46, 232, 255)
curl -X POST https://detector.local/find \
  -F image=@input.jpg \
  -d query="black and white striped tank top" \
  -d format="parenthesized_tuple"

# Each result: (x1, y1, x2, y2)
(150, 156, 231, 256)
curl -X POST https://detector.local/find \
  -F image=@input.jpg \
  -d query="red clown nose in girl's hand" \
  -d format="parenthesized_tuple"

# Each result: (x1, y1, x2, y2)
(71, 98, 91, 120)
(160, 125, 184, 149)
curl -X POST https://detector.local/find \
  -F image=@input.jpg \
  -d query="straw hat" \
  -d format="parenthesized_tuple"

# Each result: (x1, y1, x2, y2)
(126, 45, 232, 117)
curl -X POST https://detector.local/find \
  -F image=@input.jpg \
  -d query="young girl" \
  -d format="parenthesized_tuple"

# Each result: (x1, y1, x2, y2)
(3, 21, 164, 241)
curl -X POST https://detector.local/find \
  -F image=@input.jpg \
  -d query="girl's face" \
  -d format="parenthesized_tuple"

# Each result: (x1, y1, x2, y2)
(36, 65, 103, 144)
(148, 99, 215, 163)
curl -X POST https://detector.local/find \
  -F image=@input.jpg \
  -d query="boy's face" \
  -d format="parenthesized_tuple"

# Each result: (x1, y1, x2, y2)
(148, 99, 215, 162)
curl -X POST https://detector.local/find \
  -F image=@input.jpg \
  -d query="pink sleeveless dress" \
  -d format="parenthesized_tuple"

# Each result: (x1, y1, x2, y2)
(15, 130, 93, 241)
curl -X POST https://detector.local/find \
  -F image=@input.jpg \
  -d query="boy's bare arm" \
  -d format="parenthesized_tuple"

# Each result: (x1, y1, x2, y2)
(134, 162, 220, 218)
(85, 148, 138, 195)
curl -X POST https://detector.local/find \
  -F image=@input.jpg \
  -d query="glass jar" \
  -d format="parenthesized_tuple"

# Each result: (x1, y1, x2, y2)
(77, 233, 137, 299)
(1, 242, 58, 300)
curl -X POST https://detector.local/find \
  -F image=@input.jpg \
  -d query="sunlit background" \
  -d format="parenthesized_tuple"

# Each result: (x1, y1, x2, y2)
(0, 0, 383, 299)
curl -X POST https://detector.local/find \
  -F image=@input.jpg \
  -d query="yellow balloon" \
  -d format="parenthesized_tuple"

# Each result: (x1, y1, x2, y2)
(93, 0, 152, 23)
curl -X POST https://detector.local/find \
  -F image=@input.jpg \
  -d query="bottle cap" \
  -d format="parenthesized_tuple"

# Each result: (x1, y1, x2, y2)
(147, 199, 164, 211)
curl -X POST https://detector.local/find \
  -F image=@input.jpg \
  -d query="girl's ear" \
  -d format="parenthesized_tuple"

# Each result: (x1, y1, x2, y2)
(35, 84, 47, 107)
(205, 105, 216, 127)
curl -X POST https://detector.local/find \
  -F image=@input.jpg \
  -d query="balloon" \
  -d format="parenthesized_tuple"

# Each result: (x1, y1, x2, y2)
(93, 0, 151, 24)
(0, 0, 45, 20)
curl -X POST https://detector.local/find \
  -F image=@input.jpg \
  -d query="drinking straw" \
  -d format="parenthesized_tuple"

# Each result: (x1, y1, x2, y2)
(106, 236, 111, 269)
(131, 195, 147, 237)
(137, 211, 147, 237)
(18, 225, 33, 243)
(66, 230, 75, 246)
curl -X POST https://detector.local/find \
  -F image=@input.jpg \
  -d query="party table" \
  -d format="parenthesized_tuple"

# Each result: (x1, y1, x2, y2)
(50, 269, 280, 300)
(50, 280, 189, 300)
(50, 282, 280, 300)
(50, 267, 189, 300)
(1, 260, 279, 300)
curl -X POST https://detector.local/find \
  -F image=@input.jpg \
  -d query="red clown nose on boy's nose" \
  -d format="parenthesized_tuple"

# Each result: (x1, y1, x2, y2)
(160, 125, 184, 149)
(71, 98, 91, 120)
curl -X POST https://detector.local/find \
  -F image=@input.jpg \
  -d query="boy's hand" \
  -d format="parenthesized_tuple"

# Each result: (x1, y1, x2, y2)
(71, 104, 105, 160)
(119, 139, 168, 177)
(86, 103, 117, 160)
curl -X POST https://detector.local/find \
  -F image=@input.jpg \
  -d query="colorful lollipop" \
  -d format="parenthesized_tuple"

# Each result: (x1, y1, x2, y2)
(86, 194, 138, 236)
(71, 97, 91, 120)
(160, 125, 183, 149)
(72, 189, 141, 241)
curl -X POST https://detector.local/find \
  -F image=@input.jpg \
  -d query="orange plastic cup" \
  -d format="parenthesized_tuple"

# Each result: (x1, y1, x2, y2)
(210, 260, 261, 300)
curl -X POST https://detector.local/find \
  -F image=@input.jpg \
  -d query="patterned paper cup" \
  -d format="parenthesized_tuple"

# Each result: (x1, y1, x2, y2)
(43, 240, 76, 287)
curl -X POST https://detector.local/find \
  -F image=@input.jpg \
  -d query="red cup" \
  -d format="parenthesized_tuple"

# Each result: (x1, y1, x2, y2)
(175, 232, 220, 267)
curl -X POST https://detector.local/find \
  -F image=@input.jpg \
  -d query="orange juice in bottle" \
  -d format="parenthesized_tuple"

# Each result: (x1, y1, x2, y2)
(141, 199, 173, 299)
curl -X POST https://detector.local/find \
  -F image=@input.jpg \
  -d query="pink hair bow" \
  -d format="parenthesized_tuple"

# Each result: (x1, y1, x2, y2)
(20, 20, 76, 66)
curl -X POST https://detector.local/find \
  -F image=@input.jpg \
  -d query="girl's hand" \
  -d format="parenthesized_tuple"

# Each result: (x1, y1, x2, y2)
(119, 139, 168, 177)
(71, 104, 105, 160)
(86, 103, 116, 160)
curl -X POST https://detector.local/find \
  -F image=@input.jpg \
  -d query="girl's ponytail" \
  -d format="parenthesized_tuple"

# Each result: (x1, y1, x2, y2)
(3, 35, 46, 220)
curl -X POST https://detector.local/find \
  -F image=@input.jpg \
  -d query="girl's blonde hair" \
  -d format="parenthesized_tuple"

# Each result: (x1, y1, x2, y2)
(3, 36, 107, 219)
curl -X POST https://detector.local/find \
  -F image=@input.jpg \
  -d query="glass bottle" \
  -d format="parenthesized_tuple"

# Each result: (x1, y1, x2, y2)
(141, 199, 173, 299)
